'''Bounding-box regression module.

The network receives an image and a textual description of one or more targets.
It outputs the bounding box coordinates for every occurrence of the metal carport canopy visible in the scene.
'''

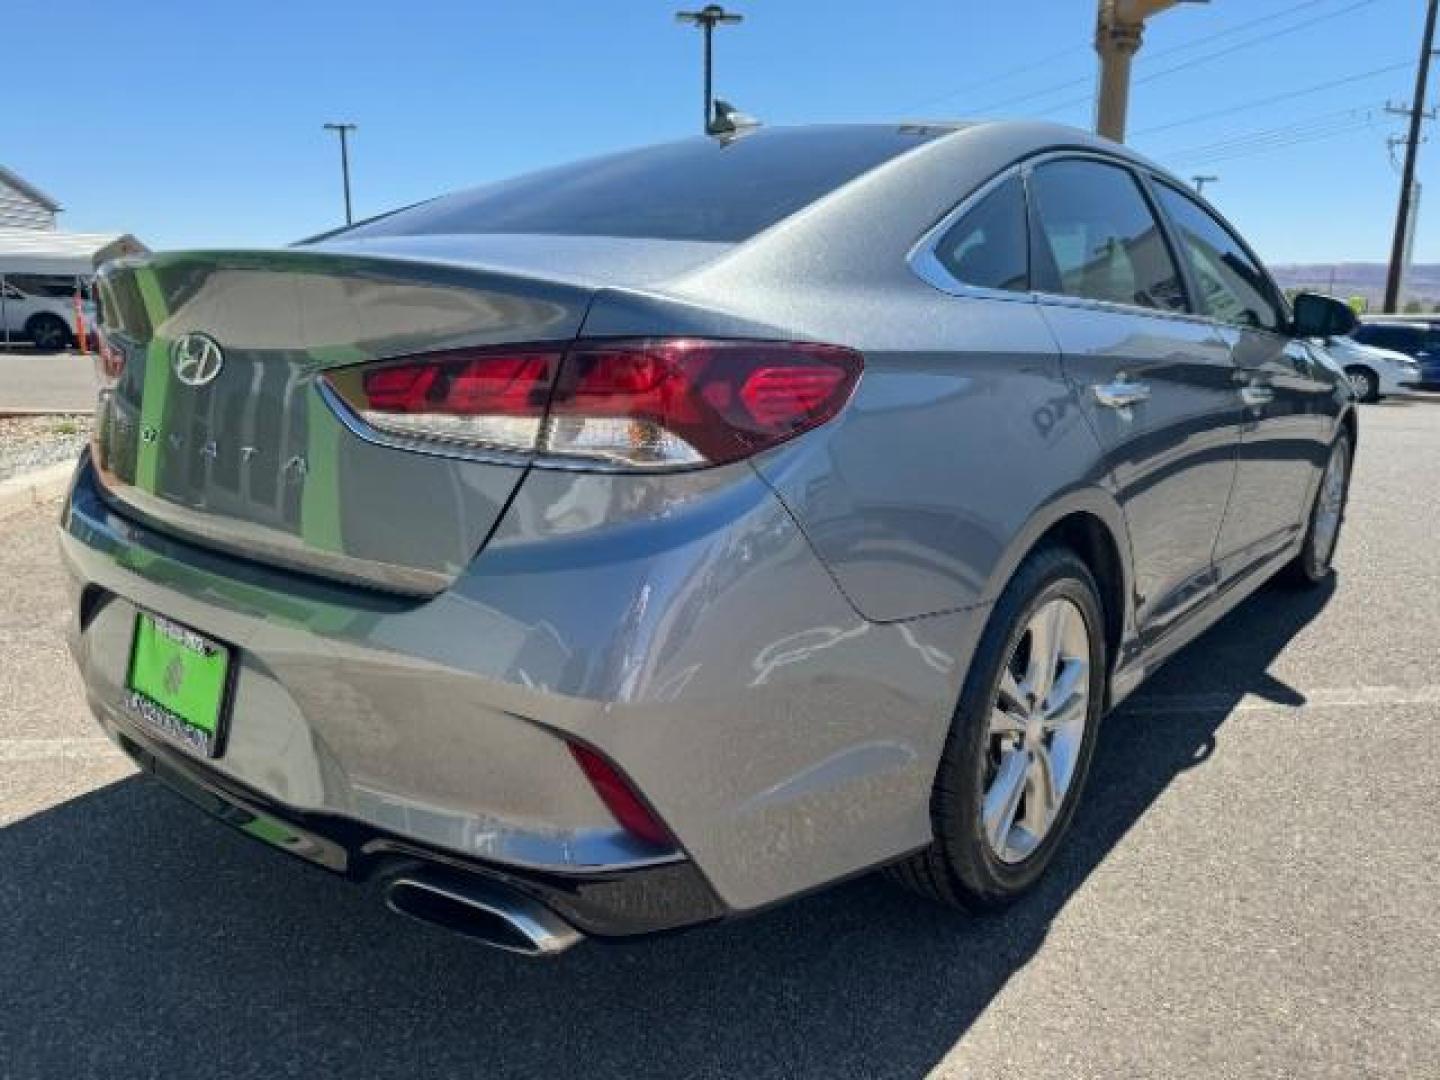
[0,228,148,276]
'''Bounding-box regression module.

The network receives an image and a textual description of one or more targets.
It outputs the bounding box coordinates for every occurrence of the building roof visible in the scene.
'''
[0,228,148,275]
[0,166,62,213]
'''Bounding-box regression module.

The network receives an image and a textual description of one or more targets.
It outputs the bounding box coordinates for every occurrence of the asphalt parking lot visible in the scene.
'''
[3,399,1438,1079]
[0,347,98,414]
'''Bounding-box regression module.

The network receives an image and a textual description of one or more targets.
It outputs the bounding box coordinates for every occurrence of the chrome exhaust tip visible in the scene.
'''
[384,874,583,958]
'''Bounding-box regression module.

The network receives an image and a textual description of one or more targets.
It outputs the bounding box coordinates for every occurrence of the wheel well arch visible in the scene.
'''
[1339,405,1358,448]
[1032,511,1127,673]
[24,311,68,332]
[981,493,1134,692]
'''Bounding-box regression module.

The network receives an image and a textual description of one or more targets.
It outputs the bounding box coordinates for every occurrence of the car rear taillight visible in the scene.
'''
[321,338,862,469]
[324,348,562,453]
[568,743,674,848]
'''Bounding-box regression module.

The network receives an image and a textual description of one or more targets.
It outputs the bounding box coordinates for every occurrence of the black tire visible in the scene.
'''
[1283,430,1352,587]
[1344,366,1379,403]
[26,314,71,352]
[888,545,1106,912]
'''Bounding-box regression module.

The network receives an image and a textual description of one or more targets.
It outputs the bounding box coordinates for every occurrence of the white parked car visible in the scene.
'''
[0,274,95,351]
[1320,335,1420,401]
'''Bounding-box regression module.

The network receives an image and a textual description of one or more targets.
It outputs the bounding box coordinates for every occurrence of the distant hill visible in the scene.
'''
[1268,263,1440,311]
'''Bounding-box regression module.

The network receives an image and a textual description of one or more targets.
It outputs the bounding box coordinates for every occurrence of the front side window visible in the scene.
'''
[933,174,1029,293]
[1153,183,1283,332]
[1028,159,1187,313]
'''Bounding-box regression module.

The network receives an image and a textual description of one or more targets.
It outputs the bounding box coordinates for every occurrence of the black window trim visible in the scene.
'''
[1021,151,1197,322]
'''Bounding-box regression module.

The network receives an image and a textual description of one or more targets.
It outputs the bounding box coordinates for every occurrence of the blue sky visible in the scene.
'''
[3,0,1431,264]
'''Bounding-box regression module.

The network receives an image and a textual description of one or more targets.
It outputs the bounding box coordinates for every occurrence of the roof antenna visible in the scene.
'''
[708,99,761,141]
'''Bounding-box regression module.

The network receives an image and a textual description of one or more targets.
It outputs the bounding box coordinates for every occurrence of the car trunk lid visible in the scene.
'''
[92,248,595,594]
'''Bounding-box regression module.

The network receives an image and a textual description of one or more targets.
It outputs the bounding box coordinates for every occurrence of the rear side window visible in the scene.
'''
[933,175,1029,293]
[1152,183,1283,332]
[1028,160,1187,313]
[328,126,943,244]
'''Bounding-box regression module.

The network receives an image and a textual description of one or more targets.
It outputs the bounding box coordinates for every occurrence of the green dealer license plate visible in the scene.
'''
[125,612,232,758]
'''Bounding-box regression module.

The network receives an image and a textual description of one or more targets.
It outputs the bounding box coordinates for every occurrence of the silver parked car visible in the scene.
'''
[64,122,1356,955]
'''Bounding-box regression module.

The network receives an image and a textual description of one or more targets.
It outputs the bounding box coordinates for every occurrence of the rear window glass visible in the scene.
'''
[326,126,944,244]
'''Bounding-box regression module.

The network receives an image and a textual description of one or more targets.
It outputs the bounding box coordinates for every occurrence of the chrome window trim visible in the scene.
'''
[906,165,1036,304]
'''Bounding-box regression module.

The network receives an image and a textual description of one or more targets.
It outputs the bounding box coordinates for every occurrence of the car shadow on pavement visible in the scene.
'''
[1,578,1334,1079]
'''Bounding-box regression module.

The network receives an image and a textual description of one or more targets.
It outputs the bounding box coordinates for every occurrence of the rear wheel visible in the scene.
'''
[1284,430,1351,586]
[1344,366,1379,403]
[888,546,1105,911]
[26,314,70,352]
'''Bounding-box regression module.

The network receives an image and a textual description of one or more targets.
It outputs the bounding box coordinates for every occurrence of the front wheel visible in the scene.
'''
[888,546,1106,911]
[1344,366,1379,403]
[1285,430,1351,586]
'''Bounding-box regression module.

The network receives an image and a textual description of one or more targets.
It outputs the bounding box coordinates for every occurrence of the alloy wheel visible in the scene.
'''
[983,596,1092,865]
[1346,370,1374,401]
[1311,438,1348,570]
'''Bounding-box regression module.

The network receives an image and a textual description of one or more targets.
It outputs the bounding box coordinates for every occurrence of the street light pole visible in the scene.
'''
[1192,175,1218,196]
[323,122,358,225]
[1094,0,1209,142]
[676,5,744,133]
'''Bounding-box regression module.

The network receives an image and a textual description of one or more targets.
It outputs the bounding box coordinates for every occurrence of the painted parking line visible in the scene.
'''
[0,736,120,763]
[1122,683,1440,717]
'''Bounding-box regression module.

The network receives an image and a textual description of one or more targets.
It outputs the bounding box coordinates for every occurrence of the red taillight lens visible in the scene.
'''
[322,338,862,469]
[547,339,861,467]
[95,332,125,388]
[568,743,674,848]
[327,348,561,451]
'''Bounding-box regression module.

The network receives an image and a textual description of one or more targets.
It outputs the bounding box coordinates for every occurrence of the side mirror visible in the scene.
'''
[1291,292,1357,339]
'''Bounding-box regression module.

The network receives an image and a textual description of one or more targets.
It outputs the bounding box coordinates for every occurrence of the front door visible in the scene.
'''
[1149,181,1327,583]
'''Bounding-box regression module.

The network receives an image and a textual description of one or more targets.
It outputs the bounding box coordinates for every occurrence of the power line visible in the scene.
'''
[1163,103,1386,161]
[898,43,1091,115]
[1166,112,1385,167]
[1129,0,1379,90]
[975,0,1382,118]
[1131,60,1413,138]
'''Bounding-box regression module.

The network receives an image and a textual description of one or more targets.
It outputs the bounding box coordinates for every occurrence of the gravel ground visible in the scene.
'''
[0,415,91,482]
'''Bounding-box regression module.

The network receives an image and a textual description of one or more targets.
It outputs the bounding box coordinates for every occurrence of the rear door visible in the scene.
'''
[1149,181,1329,583]
[1027,156,1240,641]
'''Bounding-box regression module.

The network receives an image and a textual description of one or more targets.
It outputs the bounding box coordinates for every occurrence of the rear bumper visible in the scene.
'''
[60,450,979,915]
[102,710,724,936]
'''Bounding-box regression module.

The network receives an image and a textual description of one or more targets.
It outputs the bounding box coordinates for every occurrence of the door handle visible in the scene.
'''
[1092,379,1151,409]
[1239,384,1274,407]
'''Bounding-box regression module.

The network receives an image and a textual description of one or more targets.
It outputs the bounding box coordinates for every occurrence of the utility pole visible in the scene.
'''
[1094,0,1209,142]
[1384,0,1437,312]
[676,5,743,133]
[1192,174,1218,196]
[323,122,358,225]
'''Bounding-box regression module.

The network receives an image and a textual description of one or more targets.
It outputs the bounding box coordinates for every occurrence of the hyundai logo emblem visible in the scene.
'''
[171,333,225,388]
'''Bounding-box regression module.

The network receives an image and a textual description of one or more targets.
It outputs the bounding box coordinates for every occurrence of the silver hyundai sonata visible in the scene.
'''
[62,121,1356,955]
